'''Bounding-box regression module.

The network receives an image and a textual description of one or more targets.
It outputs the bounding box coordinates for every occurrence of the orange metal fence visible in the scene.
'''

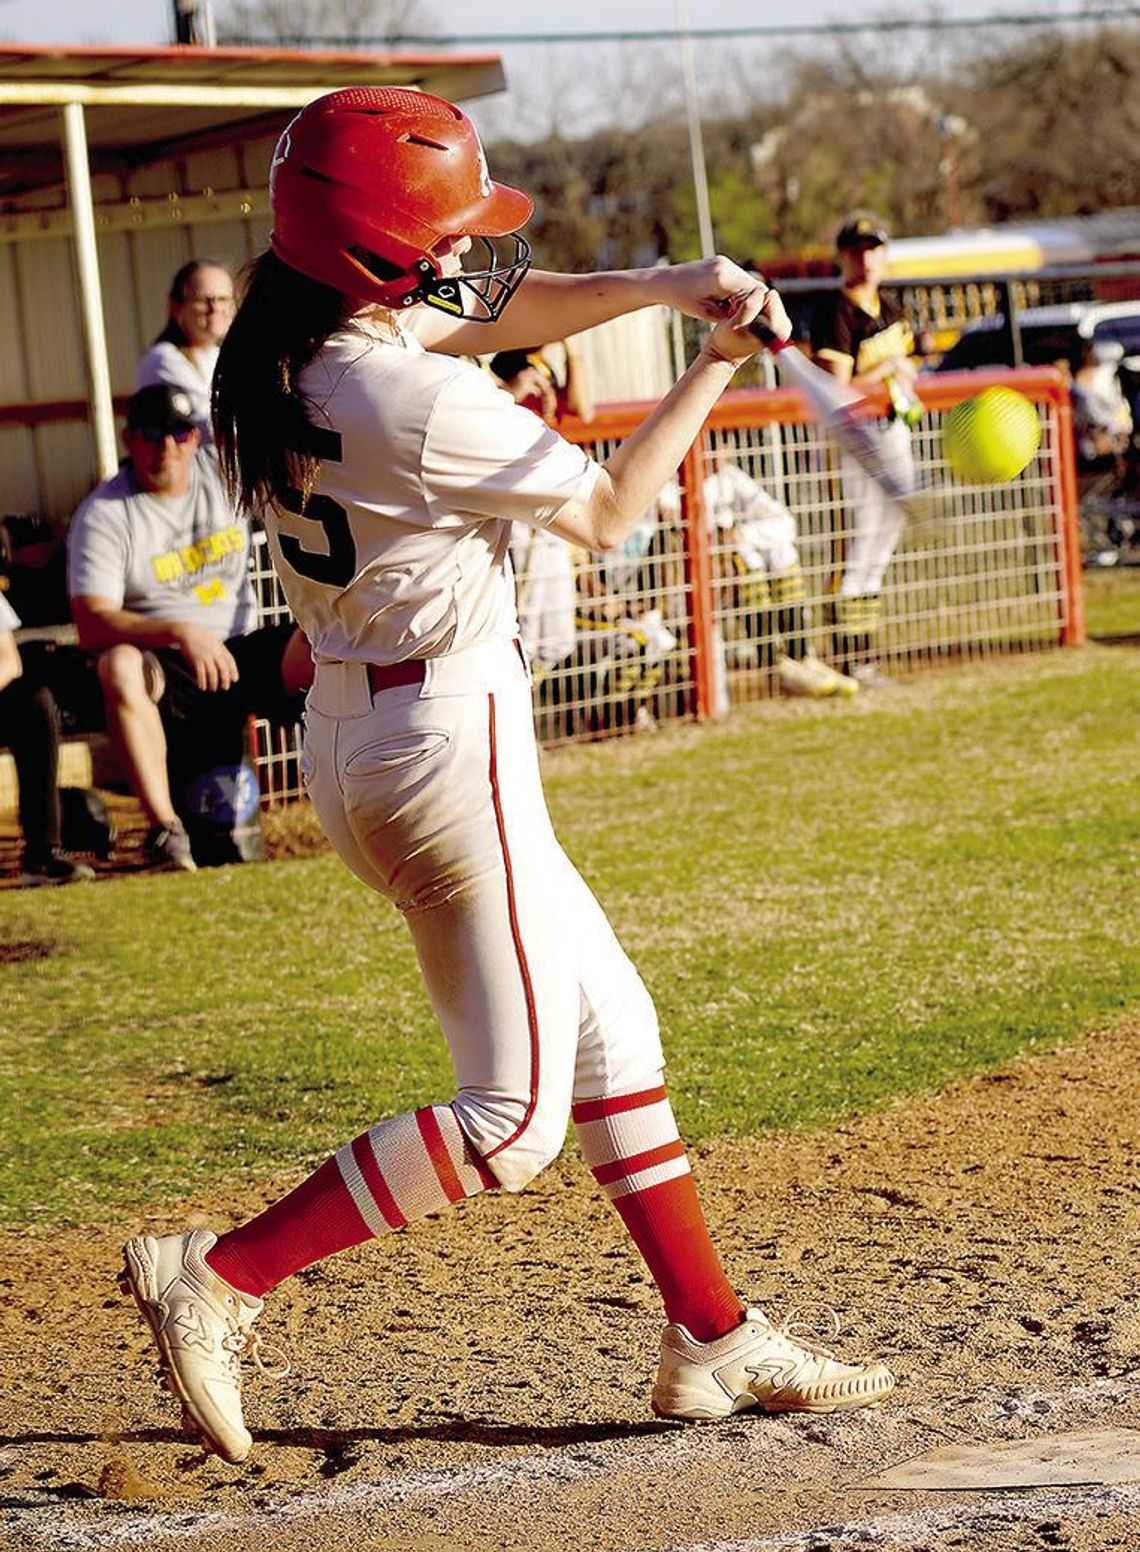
[250,366,1083,804]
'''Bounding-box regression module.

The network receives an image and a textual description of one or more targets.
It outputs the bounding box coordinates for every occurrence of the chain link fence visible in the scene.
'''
[248,366,1081,801]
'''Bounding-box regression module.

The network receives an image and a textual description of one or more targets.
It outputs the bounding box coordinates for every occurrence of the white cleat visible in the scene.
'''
[651,1306,894,1420]
[120,1229,286,1464]
[777,654,860,699]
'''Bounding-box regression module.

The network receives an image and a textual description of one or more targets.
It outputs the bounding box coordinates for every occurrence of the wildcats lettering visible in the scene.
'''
[150,525,246,585]
[855,320,915,377]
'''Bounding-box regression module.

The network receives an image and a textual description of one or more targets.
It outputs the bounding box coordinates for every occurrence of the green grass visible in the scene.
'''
[2,645,1138,1229]
[1084,565,1140,638]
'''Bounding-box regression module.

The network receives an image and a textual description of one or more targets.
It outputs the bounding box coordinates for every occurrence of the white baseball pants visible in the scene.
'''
[302,637,664,1192]
[838,418,914,596]
[734,492,801,577]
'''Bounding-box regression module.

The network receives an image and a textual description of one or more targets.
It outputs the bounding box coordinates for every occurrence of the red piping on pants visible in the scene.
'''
[482,693,542,1163]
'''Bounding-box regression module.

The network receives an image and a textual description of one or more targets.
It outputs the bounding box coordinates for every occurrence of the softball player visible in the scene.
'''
[120,88,894,1464]
[811,214,918,684]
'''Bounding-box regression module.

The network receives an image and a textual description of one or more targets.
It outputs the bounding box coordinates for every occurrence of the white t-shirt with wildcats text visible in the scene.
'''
[262,318,600,666]
[67,452,255,639]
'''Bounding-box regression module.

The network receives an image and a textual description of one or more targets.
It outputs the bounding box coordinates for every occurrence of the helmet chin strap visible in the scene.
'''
[409,234,532,322]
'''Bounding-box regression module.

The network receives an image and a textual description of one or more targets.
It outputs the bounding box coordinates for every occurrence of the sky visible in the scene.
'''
[0,0,1065,56]
[0,0,991,46]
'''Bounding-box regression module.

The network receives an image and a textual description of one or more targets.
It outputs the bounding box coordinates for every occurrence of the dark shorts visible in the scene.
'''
[154,623,305,773]
[154,622,304,730]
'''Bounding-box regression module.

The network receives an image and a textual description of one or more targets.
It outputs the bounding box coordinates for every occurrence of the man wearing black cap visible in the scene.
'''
[810,213,919,685]
[67,386,311,870]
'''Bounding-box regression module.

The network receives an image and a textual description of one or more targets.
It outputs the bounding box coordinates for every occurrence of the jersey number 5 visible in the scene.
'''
[277,425,357,589]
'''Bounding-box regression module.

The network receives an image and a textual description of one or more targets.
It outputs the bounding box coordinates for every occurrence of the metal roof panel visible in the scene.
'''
[0,43,507,197]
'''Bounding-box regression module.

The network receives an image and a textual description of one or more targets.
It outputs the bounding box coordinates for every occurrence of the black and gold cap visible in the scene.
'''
[836,214,888,252]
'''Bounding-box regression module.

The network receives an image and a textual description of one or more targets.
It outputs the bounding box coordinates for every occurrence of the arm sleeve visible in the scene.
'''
[0,594,20,632]
[67,502,128,606]
[420,365,601,531]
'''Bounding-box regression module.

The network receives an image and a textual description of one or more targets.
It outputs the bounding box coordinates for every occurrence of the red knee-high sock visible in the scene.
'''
[205,1104,495,1298]
[572,1086,744,1343]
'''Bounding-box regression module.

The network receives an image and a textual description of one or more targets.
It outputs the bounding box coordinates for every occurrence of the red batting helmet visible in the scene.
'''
[269,86,534,318]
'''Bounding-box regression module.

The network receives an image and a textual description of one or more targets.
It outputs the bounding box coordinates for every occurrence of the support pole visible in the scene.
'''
[677,0,715,262]
[61,101,117,481]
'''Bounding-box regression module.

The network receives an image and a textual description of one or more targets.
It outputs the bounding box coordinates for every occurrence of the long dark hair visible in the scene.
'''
[155,259,230,347]
[213,250,353,514]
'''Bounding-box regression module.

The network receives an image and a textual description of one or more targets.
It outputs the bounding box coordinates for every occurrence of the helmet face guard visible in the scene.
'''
[269,88,534,318]
[406,235,532,322]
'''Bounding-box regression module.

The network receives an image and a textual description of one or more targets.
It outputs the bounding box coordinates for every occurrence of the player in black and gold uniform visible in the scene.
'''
[811,214,919,684]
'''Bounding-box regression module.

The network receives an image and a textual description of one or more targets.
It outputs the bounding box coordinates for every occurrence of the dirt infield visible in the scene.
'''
[2,1017,1138,1552]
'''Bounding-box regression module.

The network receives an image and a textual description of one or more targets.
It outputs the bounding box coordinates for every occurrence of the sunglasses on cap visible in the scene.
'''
[134,425,196,445]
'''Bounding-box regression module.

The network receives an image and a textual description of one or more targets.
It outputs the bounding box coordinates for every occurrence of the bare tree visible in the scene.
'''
[469,39,684,153]
[962,25,1140,220]
[210,5,1140,270]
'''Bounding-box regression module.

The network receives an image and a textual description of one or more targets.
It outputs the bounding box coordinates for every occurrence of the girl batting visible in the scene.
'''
[121,88,893,1463]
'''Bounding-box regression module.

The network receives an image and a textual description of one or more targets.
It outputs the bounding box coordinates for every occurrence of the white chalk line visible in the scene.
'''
[671,1481,1140,1552]
[5,1372,1140,1551]
[3,1446,618,1551]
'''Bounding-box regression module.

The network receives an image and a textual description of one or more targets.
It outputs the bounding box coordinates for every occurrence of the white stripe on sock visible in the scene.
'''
[574,1097,680,1169]
[435,1104,488,1197]
[366,1112,453,1223]
[334,1140,390,1237]
[599,1153,692,1201]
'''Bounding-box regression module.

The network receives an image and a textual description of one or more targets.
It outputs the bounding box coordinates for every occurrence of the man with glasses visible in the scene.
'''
[136,261,235,446]
[67,386,311,871]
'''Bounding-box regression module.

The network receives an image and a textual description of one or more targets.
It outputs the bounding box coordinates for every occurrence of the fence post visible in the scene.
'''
[680,436,717,719]
[1051,381,1086,646]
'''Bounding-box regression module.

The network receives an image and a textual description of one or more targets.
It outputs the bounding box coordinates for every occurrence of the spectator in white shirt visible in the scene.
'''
[135,260,235,445]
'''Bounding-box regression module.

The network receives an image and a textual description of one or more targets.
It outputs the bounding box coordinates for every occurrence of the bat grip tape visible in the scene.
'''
[748,321,788,352]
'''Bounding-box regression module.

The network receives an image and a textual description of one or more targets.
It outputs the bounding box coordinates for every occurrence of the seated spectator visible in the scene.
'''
[511,522,578,684]
[1071,339,1133,468]
[569,583,678,736]
[490,338,593,424]
[0,589,94,886]
[135,260,235,445]
[495,342,590,691]
[496,343,671,734]
[67,385,312,872]
[704,456,858,698]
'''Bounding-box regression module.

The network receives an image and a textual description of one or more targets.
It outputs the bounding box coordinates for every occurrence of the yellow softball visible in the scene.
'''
[943,387,1042,484]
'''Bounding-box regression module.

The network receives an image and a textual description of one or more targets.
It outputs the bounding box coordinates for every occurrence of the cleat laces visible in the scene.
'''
[219,1324,290,1381]
[764,1305,844,1359]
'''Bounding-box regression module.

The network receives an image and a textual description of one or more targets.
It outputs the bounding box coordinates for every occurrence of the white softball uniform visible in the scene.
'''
[838,418,913,597]
[262,318,664,1191]
[703,463,800,575]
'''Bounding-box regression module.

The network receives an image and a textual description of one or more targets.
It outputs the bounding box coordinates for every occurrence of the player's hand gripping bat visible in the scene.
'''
[748,321,936,524]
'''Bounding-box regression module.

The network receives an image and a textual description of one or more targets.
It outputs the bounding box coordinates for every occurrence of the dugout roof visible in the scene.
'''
[0,42,507,199]
[0,42,509,482]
